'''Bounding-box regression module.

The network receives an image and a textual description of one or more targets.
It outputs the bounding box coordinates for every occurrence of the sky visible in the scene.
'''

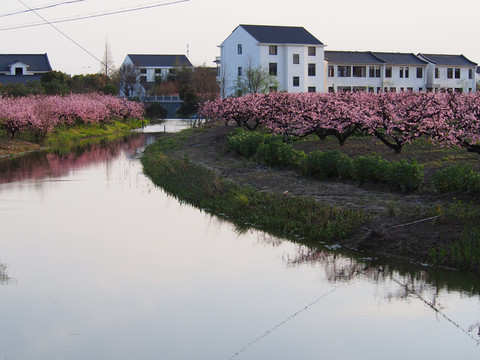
[1,0,480,76]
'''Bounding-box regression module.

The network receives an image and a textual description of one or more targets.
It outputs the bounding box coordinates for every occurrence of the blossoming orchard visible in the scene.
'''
[200,91,480,154]
[0,94,145,139]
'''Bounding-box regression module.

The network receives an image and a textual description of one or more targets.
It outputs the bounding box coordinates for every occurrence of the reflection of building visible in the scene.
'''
[0,54,52,85]
[121,54,192,96]
[219,24,325,96]
[417,54,477,93]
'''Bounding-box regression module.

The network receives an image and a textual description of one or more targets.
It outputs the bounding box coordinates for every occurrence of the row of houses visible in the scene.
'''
[1,24,478,98]
[219,24,478,96]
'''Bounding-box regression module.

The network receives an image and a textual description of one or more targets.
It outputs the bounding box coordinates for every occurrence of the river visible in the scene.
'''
[0,121,479,359]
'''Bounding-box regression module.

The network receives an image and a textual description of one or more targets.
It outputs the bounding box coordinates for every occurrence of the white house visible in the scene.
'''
[219,24,325,96]
[324,51,385,92]
[325,51,428,93]
[121,54,192,96]
[417,54,477,93]
[0,54,52,85]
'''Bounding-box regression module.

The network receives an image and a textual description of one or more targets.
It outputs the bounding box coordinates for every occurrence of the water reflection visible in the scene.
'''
[0,134,147,184]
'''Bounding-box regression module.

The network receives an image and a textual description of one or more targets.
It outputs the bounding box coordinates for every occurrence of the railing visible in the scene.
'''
[128,95,182,102]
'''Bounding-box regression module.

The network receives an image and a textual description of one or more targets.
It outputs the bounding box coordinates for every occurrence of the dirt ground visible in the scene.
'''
[0,138,41,158]
[161,122,480,266]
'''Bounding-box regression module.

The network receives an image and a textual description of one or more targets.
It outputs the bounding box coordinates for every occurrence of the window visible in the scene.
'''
[269,45,278,55]
[308,47,316,56]
[15,67,23,75]
[385,67,392,78]
[308,87,316,93]
[328,65,335,77]
[469,69,473,79]
[435,68,439,78]
[405,67,409,78]
[368,87,374,93]
[293,54,300,64]
[237,44,242,54]
[155,69,162,74]
[399,67,404,78]
[369,66,380,78]
[353,66,366,77]
[455,68,460,79]
[416,67,423,79]
[140,69,147,74]
[308,63,316,76]
[269,63,278,76]
[293,76,300,87]
[338,66,351,77]
[328,87,335,93]
[390,87,396,93]
[447,68,453,79]
[238,66,242,77]
[407,87,413,91]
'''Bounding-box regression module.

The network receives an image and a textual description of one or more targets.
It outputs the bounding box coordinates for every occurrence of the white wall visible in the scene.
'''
[219,26,260,96]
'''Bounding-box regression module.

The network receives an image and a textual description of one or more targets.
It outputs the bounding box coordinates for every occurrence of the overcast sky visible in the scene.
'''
[2,0,479,75]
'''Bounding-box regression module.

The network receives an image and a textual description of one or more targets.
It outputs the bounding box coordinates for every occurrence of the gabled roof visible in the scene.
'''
[0,54,52,72]
[324,51,384,64]
[373,52,428,66]
[239,24,323,45]
[418,54,477,67]
[127,54,192,67]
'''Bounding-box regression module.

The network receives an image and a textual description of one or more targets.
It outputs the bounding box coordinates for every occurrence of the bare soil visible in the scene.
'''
[0,138,41,158]
[162,122,480,266]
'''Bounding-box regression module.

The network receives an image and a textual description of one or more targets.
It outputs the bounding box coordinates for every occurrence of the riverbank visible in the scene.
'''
[141,122,480,272]
[0,119,145,158]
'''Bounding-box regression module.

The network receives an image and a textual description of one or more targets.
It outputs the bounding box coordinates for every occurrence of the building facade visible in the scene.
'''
[0,54,52,85]
[417,54,477,93]
[219,25,325,96]
[121,54,192,96]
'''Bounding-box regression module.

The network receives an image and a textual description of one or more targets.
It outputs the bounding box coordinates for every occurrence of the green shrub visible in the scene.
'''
[226,128,267,158]
[387,160,424,192]
[336,155,354,180]
[353,155,390,184]
[256,140,298,167]
[432,164,480,193]
[302,150,348,180]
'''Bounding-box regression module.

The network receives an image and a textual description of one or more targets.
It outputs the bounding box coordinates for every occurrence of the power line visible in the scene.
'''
[0,0,190,31]
[0,0,85,18]
[16,0,106,69]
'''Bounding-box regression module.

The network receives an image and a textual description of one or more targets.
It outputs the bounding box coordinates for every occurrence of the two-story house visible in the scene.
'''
[0,54,52,85]
[219,24,325,96]
[417,54,477,93]
[325,51,428,93]
[121,54,192,96]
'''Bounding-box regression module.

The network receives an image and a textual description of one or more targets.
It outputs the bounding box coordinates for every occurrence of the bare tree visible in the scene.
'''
[234,60,279,96]
[100,38,115,77]
[113,64,139,97]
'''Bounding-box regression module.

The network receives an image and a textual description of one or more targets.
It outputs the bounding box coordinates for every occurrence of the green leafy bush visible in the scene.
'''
[256,140,299,167]
[353,155,390,184]
[302,150,350,180]
[432,164,480,193]
[226,128,267,158]
[387,160,424,192]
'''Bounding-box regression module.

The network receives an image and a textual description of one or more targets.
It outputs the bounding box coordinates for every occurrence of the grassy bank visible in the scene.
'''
[141,132,368,245]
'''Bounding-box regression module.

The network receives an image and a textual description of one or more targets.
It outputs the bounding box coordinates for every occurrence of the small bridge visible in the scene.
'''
[131,95,184,118]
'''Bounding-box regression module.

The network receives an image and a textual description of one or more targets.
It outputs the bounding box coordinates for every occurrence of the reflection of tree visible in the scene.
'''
[0,133,145,184]
[281,244,480,345]
[0,263,9,285]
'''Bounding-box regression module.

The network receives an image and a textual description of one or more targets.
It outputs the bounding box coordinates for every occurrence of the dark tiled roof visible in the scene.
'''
[239,25,323,45]
[418,54,477,66]
[0,74,44,85]
[0,54,52,72]
[324,51,384,64]
[373,52,428,65]
[127,54,192,67]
